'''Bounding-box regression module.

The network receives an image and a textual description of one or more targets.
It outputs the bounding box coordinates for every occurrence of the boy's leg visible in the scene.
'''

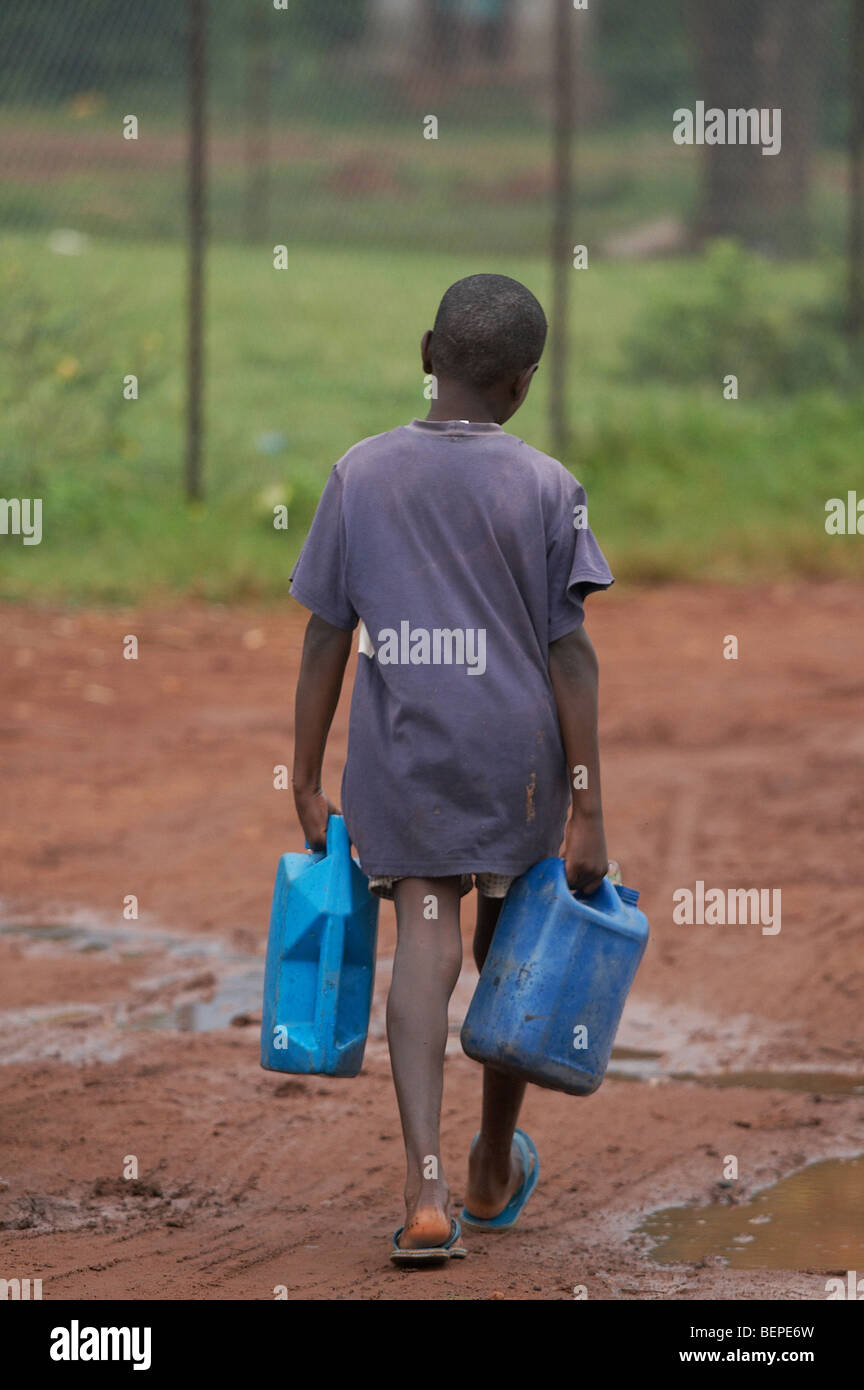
[387,875,463,1249]
[464,892,528,1219]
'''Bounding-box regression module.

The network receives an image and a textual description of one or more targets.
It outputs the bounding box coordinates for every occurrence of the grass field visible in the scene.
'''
[0,108,850,256]
[1,232,862,602]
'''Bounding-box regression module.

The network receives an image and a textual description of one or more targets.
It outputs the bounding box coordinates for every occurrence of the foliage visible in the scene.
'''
[624,240,855,394]
[0,236,860,601]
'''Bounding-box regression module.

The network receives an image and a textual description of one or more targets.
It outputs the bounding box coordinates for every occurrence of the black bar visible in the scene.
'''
[9,1296,859,1370]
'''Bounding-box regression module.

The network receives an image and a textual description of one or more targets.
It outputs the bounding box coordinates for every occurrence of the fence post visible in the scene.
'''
[849,0,864,342]
[186,0,207,501]
[549,0,574,457]
[245,0,271,244]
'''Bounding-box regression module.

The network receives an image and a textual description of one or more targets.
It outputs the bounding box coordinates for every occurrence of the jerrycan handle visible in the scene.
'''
[304,813,350,863]
[575,872,622,906]
[557,860,620,914]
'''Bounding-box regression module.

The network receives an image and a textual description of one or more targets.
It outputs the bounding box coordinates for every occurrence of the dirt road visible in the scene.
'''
[1,584,862,1300]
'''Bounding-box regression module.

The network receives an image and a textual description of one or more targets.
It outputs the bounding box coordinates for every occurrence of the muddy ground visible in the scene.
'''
[1,584,862,1301]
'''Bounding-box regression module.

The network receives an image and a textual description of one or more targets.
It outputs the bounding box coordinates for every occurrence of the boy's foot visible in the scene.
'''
[464,1135,525,1220]
[396,1178,452,1250]
[396,1204,452,1250]
[390,1218,467,1265]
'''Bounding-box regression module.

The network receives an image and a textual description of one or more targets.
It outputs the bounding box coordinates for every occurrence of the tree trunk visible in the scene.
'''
[757,0,829,254]
[689,0,830,254]
[689,1,763,247]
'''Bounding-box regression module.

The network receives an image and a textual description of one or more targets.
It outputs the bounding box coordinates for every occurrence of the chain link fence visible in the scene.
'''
[1,0,852,256]
[0,1,860,594]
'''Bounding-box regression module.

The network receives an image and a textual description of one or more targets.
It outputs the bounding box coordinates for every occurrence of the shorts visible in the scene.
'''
[367,872,515,901]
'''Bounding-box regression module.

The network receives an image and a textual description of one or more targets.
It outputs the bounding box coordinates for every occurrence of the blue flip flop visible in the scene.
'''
[461,1128,540,1231]
[390,1217,467,1265]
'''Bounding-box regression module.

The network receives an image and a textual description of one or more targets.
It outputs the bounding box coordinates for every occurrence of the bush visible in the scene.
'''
[623,240,854,395]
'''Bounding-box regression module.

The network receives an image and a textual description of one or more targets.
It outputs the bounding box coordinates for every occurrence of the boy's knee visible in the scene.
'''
[392,876,463,985]
[439,937,463,988]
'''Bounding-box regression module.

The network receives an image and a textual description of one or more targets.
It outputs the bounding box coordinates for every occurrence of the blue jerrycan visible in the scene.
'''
[260,814,379,1077]
[461,860,648,1096]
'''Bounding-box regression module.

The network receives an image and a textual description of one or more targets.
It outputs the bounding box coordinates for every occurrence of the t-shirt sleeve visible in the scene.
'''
[289,465,358,631]
[546,473,614,642]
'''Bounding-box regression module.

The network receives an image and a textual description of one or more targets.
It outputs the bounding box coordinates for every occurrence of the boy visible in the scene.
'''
[289,274,613,1263]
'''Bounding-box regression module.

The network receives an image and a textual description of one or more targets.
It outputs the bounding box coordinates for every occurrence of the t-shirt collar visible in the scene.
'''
[407,418,504,436]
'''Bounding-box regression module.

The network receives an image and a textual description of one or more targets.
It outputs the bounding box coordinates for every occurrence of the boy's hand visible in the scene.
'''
[293,784,341,853]
[563,809,608,897]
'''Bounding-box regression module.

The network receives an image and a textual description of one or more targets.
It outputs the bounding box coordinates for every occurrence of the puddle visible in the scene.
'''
[1,923,85,943]
[671,1070,864,1096]
[0,920,258,963]
[0,918,266,1060]
[607,1047,664,1081]
[121,969,263,1033]
[3,922,863,1091]
[641,1155,864,1270]
[606,1048,864,1094]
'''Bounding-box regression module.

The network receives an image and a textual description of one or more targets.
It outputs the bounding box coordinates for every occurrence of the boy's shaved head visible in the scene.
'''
[430,274,547,390]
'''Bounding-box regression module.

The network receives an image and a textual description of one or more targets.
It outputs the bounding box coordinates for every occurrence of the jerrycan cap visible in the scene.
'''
[614,884,640,907]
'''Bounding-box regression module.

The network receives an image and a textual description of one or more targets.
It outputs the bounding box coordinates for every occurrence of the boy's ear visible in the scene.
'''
[513,362,539,400]
[420,329,434,374]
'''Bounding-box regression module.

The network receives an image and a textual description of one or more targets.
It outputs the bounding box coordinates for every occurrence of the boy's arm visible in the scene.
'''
[292,613,353,850]
[548,624,608,895]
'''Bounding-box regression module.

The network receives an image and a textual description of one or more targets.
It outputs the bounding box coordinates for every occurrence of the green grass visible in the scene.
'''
[0,233,862,603]
[0,108,850,258]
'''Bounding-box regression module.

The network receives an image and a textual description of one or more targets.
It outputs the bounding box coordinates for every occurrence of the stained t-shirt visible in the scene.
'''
[289,418,613,877]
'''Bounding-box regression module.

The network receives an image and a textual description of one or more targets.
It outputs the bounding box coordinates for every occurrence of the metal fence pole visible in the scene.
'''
[245,0,271,244]
[186,0,207,501]
[549,0,574,457]
[849,0,864,342]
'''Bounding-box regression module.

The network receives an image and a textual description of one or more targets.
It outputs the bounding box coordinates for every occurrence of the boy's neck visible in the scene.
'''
[426,385,505,426]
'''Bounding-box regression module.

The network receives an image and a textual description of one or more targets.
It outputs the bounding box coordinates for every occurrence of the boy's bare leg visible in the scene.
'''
[464,893,528,1218]
[388,875,463,1249]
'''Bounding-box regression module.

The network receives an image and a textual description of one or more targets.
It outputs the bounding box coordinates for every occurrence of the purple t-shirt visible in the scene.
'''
[289,419,613,877]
